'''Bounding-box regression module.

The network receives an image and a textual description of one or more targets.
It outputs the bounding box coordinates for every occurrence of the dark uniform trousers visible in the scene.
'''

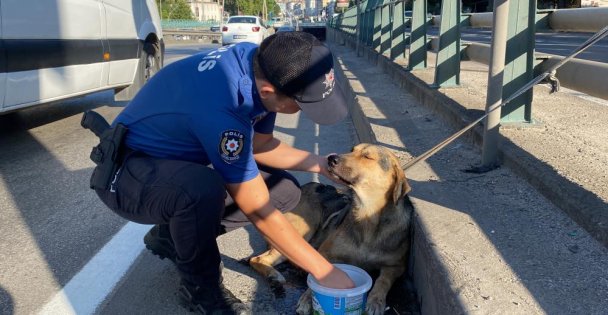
[95,151,301,286]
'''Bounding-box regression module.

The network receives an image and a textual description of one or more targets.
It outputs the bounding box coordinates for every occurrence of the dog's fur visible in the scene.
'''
[249,143,413,315]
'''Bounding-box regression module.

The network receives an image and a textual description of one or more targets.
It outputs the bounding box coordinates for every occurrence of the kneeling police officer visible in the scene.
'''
[88,32,355,314]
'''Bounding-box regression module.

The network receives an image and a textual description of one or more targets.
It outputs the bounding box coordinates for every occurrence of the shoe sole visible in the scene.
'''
[178,285,252,315]
[143,232,176,263]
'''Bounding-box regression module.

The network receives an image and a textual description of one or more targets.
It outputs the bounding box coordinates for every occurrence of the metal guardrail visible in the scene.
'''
[329,2,608,122]
[161,19,218,30]
[163,29,221,43]
[433,7,608,33]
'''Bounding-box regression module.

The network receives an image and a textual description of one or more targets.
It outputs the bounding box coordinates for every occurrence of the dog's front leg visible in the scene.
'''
[366,265,405,315]
[295,288,313,315]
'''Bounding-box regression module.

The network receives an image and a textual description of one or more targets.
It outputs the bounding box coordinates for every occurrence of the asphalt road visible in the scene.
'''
[428,27,608,63]
[0,43,357,315]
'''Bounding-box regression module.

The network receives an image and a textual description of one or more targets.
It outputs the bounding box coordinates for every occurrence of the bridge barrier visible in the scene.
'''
[536,55,608,100]
[161,19,217,30]
[163,29,221,44]
[433,7,608,32]
[441,40,608,101]
[330,3,608,116]
[330,0,539,124]
[549,7,608,32]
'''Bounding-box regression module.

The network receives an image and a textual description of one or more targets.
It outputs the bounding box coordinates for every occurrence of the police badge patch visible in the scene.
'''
[219,129,244,163]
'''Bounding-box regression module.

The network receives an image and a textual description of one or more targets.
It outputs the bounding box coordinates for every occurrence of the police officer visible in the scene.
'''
[94,32,354,314]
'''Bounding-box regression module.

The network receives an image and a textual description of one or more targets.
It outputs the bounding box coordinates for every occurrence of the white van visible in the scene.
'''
[0,0,164,114]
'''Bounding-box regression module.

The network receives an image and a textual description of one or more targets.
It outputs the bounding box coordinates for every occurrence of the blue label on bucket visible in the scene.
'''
[312,291,367,315]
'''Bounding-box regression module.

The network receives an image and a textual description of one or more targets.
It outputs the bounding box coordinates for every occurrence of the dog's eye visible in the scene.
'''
[363,153,374,160]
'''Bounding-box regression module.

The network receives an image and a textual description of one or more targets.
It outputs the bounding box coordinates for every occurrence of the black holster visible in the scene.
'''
[81,110,128,190]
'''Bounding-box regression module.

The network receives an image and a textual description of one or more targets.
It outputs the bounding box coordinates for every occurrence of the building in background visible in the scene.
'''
[581,0,608,6]
[326,0,336,15]
[187,0,222,22]
[305,0,316,17]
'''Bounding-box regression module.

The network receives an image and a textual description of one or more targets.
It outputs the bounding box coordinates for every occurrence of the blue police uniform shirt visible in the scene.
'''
[113,43,276,184]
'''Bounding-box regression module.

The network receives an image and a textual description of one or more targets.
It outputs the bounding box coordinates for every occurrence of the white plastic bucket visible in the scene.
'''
[306,264,373,315]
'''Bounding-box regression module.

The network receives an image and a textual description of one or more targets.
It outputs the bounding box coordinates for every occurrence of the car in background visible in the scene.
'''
[270,17,285,30]
[276,25,296,32]
[221,15,269,46]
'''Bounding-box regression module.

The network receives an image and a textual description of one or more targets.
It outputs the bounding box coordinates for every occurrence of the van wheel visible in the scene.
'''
[114,40,163,101]
[143,42,161,82]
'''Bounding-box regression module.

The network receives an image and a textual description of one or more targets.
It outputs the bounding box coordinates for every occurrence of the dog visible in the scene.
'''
[249,143,414,315]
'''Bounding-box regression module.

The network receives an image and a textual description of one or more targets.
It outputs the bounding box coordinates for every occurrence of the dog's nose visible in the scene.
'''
[328,154,340,167]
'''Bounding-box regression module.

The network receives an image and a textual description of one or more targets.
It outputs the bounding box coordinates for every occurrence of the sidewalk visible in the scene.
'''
[328,30,608,314]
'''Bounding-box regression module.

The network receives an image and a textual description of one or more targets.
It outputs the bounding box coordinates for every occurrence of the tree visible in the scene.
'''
[157,0,194,20]
[224,0,280,18]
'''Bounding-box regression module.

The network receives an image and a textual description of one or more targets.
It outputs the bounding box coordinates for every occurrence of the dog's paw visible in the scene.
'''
[365,295,387,315]
[295,289,313,315]
[268,270,286,284]
[268,272,286,298]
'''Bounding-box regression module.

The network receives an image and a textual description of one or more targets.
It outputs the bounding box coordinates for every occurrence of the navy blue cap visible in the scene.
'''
[257,32,348,125]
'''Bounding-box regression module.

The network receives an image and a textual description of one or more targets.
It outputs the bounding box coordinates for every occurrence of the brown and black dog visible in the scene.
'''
[249,143,414,315]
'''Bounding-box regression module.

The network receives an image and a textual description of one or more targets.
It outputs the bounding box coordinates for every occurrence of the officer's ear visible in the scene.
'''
[258,80,278,100]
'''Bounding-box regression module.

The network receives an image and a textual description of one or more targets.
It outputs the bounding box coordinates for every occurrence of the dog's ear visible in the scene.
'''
[392,168,411,205]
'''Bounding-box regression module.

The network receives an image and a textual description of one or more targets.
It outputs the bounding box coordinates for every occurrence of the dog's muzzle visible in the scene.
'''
[327,154,340,167]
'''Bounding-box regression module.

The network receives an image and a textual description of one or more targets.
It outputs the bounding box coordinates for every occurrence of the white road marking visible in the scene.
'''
[38,222,150,315]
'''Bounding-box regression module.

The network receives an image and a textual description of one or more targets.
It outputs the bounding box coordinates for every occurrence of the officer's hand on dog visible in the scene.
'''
[319,154,348,186]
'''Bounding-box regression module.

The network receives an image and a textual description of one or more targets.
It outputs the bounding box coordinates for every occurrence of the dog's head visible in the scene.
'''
[327,143,411,206]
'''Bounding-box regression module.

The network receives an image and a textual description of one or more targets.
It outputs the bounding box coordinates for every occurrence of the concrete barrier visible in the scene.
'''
[434,8,608,32]
[463,42,608,101]
[549,7,608,32]
[469,12,493,28]
[163,29,221,44]
[538,55,608,100]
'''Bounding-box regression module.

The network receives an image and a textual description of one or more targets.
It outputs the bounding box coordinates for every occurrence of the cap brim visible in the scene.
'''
[296,83,349,125]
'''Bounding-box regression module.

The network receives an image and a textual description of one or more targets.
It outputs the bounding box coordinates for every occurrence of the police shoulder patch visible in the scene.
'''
[219,129,245,163]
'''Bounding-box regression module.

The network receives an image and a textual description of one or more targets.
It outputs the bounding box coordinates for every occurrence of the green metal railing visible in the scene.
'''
[161,19,218,30]
[328,0,537,123]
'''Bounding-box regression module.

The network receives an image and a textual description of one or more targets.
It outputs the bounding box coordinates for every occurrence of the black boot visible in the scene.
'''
[179,279,251,315]
[143,224,177,263]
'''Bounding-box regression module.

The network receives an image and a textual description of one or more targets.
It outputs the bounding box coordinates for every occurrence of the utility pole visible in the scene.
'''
[263,0,268,21]
[221,0,225,24]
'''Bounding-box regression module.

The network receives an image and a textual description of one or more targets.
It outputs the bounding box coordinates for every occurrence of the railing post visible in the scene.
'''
[373,0,383,52]
[391,0,407,61]
[481,0,510,168]
[356,0,361,56]
[433,0,461,87]
[366,0,377,47]
[408,0,428,69]
[362,6,369,46]
[501,0,536,123]
[381,1,392,56]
